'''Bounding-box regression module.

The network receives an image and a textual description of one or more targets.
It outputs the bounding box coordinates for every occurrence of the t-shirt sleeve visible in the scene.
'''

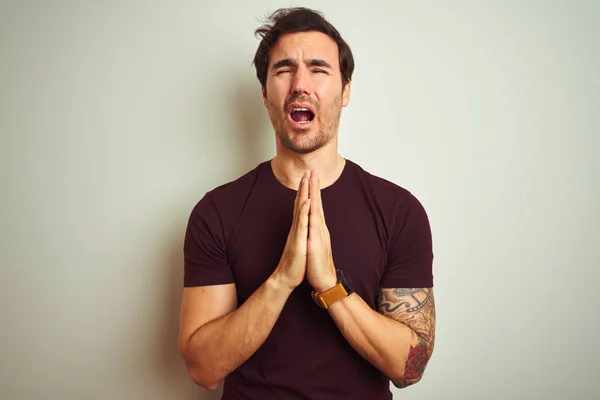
[183,193,234,287]
[380,193,434,289]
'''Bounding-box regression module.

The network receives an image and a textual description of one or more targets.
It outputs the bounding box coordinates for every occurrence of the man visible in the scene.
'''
[178,7,436,400]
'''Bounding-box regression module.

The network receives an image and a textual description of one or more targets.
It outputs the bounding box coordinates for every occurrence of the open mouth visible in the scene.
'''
[288,105,315,124]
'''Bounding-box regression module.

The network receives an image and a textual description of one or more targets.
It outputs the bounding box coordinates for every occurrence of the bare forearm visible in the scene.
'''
[184,276,292,389]
[327,294,426,385]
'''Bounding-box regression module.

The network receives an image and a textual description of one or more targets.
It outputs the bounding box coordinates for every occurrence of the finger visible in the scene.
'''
[297,171,309,211]
[294,171,307,207]
[316,175,325,222]
[300,170,309,203]
[309,169,318,202]
[310,173,325,225]
[297,198,310,238]
[307,171,322,228]
[293,172,308,225]
[309,196,319,230]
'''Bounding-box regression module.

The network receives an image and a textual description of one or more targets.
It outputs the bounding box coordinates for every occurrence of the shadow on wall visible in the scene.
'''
[161,73,269,399]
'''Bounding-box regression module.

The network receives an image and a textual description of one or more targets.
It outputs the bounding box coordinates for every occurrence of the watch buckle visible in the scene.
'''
[311,290,328,309]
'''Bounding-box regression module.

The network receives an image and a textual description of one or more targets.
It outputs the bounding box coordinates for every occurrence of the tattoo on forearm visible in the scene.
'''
[376,287,436,386]
[394,337,428,388]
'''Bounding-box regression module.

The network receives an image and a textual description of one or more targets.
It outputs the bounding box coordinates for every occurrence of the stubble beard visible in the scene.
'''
[268,95,343,155]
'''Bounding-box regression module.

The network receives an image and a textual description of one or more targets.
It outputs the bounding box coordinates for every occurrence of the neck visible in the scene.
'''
[271,137,345,191]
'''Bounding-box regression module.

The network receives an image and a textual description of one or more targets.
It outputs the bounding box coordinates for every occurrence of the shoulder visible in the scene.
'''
[352,161,434,287]
[206,162,266,204]
[347,159,427,216]
[190,161,267,219]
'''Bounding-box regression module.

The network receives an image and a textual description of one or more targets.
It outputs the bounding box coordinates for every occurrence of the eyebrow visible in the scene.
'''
[271,58,333,70]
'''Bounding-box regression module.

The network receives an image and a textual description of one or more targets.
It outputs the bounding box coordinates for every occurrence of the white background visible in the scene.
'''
[1,1,599,399]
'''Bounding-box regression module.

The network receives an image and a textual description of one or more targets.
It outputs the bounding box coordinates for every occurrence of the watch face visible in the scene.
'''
[336,269,355,294]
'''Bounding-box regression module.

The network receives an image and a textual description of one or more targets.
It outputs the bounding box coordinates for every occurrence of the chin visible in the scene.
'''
[289,145,321,154]
[284,134,330,154]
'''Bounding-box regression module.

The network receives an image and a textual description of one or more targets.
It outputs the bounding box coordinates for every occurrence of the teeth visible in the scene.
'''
[292,107,310,112]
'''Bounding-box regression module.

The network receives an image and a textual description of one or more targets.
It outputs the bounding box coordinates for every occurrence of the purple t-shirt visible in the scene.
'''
[183,159,434,400]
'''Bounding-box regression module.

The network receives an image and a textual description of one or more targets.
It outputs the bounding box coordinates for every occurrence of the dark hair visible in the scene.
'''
[252,7,355,92]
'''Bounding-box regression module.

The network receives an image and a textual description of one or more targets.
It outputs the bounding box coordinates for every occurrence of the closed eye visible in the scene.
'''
[276,69,292,75]
[312,69,327,74]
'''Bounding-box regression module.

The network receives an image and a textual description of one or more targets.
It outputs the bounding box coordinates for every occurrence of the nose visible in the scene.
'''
[291,67,310,96]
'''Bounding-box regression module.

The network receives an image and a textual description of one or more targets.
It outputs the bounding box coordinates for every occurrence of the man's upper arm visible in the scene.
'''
[377,191,436,349]
[376,288,436,351]
[178,284,238,355]
[180,192,237,353]
[376,287,436,386]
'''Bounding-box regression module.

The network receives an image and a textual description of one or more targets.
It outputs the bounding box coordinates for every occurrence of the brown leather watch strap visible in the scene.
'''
[311,283,349,309]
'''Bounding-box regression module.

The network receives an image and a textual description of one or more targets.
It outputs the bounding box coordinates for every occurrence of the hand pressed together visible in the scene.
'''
[272,170,338,293]
[305,170,337,292]
[272,171,310,290]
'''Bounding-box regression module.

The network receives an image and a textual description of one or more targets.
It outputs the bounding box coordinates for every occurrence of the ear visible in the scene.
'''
[262,86,268,108]
[342,80,351,107]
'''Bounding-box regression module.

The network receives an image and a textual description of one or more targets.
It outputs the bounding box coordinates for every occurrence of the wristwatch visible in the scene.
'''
[311,269,355,309]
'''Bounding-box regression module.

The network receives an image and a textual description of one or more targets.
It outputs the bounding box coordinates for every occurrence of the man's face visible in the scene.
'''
[263,31,351,154]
